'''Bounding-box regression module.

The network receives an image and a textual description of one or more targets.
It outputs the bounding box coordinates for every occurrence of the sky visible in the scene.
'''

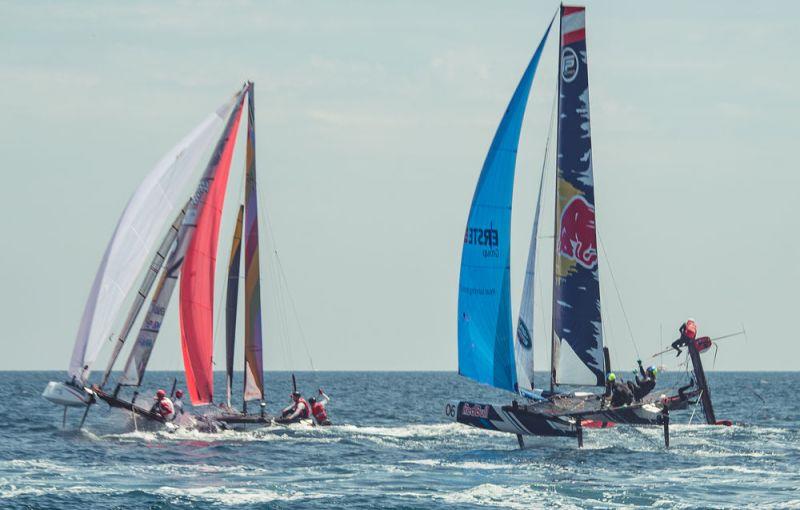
[0,1,797,374]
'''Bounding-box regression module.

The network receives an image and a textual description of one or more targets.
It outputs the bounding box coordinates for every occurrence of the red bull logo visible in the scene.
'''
[558,195,598,269]
[461,403,490,419]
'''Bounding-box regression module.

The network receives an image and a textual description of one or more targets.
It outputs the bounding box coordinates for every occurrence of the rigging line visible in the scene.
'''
[688,389,703,426]
[536,85,558,374]
[597,234,640,359]
[264,215,317,372]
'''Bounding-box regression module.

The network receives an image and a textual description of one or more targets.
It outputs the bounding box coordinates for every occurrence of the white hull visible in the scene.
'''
[42,381,93,407]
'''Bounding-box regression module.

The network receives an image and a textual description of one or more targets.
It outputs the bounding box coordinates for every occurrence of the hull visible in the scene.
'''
[445,400,577,437]
[94,389,166,423]
[42,381,93,407]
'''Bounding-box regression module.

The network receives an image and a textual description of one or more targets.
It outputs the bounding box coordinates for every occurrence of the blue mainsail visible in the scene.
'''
[458,20,553,392]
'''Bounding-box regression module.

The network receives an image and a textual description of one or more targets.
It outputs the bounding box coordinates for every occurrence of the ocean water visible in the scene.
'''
[1,371,799,509]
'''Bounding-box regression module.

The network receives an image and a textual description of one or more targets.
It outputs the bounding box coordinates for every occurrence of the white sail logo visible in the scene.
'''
[561,47,579,83]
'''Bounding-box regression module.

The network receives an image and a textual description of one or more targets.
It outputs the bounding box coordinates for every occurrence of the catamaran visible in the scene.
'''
[447,5,728,448]
[43,82,279,429]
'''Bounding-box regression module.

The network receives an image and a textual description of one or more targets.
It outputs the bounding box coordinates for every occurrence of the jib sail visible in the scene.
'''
[551,5,605,387]
[457,19,553,393]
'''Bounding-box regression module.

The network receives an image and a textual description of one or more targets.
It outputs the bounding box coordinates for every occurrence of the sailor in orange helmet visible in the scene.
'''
[671,318,697,357]
[150,389,175,421]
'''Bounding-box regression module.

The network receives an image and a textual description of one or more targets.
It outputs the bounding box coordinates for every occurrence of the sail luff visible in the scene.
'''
[225,206,244,408]
[243,82,265,403]
[69,97,236,384]
[552,5,606,387]
[119,88,247,388]
[179,92,247,406]
[457,20,553,393]
[100,203,188,388]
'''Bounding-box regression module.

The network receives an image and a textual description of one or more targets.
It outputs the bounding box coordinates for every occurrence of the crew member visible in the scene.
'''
[150,389,175,421]
[173,390,185,416]
[671,318,697,357]
[309,389,332,426]
[628,360,657,401]
[278,392,310,424]
[608,373,633,407]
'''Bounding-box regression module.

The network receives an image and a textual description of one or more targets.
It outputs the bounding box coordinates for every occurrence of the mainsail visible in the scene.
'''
[69,96,236,384]
[179,93,246,405]
[119,89,247,388]
[225,206,244,407]
[457,20,553,393]
[242,83,265,403]
[551,5,605,387]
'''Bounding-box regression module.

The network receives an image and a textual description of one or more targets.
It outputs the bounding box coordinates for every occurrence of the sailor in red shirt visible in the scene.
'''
[309,389,332,426]
[671,318,697,357]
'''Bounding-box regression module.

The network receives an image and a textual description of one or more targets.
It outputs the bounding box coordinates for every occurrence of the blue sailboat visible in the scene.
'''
[448,6,718,448]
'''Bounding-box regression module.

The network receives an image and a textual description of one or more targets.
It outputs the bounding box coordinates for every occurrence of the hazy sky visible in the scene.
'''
[1,1,797,374]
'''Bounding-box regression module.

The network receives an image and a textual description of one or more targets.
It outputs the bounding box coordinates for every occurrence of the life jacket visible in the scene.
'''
[295,398,310,419]
[683,320,697,340]
[693,336,712,353]
[311,402,327,422]
[158,397,174,419]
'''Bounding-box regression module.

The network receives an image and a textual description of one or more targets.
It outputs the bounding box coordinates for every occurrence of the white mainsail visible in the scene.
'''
[68,95,238,383]
[514,167,546,392]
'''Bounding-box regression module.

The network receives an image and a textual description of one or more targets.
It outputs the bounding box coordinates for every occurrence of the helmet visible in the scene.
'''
[646,366,657,377]
[607,373,616,382]
[175,390,184,398]
[156,389,166,399]
[291,392,301,400]
[308,397,317,405]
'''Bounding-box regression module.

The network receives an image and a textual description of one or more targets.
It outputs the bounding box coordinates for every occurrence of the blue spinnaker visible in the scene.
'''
[457,20,553,393]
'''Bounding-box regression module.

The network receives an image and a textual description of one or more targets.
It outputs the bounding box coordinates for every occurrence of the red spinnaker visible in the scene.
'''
[179,101,244,405]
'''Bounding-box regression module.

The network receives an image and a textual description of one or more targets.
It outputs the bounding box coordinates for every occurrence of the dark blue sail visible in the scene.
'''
[458,20,553,392]
[552,5,605,387]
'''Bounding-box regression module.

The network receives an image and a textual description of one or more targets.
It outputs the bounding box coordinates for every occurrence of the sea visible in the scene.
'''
[1,371,798,509]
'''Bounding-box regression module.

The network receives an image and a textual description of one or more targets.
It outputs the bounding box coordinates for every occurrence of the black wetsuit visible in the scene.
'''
[672,324,692,356]
[610,381,634,407]
[629,363,656,401]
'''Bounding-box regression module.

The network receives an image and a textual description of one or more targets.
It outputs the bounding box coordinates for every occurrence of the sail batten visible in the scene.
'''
[457,20,553,393]
[552,5,605,387]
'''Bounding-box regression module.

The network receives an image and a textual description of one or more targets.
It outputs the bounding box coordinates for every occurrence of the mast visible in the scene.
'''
[242,81,265,409]
[225,206,244,408]
[118,87,247,389]
[100,203,188,388]
[550,6,564,393]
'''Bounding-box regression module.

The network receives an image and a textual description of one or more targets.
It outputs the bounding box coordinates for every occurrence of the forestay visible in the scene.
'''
[69,95,237,384]
[457,20,553,393]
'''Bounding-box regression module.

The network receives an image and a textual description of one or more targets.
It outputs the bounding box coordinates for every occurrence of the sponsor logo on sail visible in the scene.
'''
[516,321,532,349]
[464,226,500,258]
[561,47,579,83]
[558,195,598,269]
[461,403,490,419]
